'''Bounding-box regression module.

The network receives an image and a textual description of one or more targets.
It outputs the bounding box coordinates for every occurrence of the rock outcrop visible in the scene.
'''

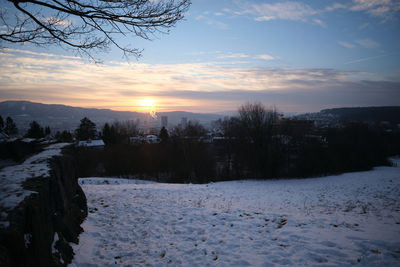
[0,144,87,267]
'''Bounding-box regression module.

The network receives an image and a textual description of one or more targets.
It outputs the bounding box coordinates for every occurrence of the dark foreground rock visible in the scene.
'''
[0,147,87,267]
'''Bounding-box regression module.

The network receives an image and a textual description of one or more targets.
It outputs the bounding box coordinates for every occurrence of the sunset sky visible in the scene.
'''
[1,0,399,113]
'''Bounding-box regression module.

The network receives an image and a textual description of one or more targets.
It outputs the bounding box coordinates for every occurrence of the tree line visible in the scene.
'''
[73,103,400,183]
[0,115,52,139]
[0,116,18,136]
[2,104,398,182]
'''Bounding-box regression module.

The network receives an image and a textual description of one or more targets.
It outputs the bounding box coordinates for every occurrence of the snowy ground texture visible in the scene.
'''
[71,159,400,266]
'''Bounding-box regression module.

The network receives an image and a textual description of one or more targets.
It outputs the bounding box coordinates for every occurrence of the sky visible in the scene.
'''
[0,0,400,114]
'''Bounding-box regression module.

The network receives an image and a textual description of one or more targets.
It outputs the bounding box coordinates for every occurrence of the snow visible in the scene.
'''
[52,232,60,254]
[24,233,32,248]
[52,232,65,264]
[71,159,400,266]
[77,140,104,147]
[21,138,36,143]
[0,143,71,228]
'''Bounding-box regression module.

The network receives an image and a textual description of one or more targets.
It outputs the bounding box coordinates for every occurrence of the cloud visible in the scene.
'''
[344,54,390,65]
[234,1,325,27]
[325,1,400,20]
[195,14,228,29]
[254,54,275,61]
[325,3,347,12]
[312,18,326,28]
[338,41,356,49]
[237,1,317,22]
[0,49,398,113]
[127,80,400,112]
[337,39,379,49]
[217,52,276,62]
[359,22,370,29]
[235,0,400,24]
[1,48,79,59]
[350,0,400,18]
[355,38,380,49]
[218,53,249,59]
[41,17,72,27]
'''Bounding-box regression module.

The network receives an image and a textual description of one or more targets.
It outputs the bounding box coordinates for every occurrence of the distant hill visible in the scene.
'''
[0,101,224,133]
[0,101,144,133]
[321,106,400,124]
[294,106,400,128]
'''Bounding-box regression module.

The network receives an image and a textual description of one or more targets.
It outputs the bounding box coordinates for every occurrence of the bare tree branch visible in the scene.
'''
[0,0,191,61]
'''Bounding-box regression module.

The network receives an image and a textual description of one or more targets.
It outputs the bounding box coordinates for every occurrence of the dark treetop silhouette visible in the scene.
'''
[0,0,190,60]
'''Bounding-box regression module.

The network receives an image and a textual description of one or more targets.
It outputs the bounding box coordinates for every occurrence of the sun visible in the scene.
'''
[138,98,157,118]
[138,98,155,107]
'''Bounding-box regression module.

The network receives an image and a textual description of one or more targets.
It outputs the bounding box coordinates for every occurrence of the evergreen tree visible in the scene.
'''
[25,121,45,138]
[75,117,97,140]
[102,121,138,144]
[159,126,169,143]
[5,117,18,136]
[102,123,112,144]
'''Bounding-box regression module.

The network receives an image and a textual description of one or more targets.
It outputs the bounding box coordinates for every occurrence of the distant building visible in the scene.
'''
[77,139,105,150]
[161,116,168,128]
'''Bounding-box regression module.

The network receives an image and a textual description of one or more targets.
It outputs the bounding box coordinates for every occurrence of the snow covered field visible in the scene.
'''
[71,159,400,266]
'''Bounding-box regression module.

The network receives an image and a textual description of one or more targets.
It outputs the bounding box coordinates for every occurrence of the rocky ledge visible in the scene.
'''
[0,143,87,267]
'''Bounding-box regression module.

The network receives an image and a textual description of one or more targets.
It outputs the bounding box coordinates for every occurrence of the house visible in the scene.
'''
[77,139,105,150]
[144,135,160,144]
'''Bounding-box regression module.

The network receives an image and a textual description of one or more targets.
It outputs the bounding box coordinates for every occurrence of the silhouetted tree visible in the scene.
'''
[44,126,51,136]
[237,102,279,144]
[75,117,97,140]
[234,103,280,177]
[55,130,73,142]
[102,120,138,144]
[170,125,184,139]
[1,0,191,60]
[4,116,18,136]
[102,123,112,145]
[115,120,138,139]
[184,121,206,138]
[0,115,4,132]
[159,126,169,143]
[212,117,241,178]
[25,121,45,138]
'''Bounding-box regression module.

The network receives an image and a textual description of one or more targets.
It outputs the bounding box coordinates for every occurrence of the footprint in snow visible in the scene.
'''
[277,217,287,229]
[160,251,166,258]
